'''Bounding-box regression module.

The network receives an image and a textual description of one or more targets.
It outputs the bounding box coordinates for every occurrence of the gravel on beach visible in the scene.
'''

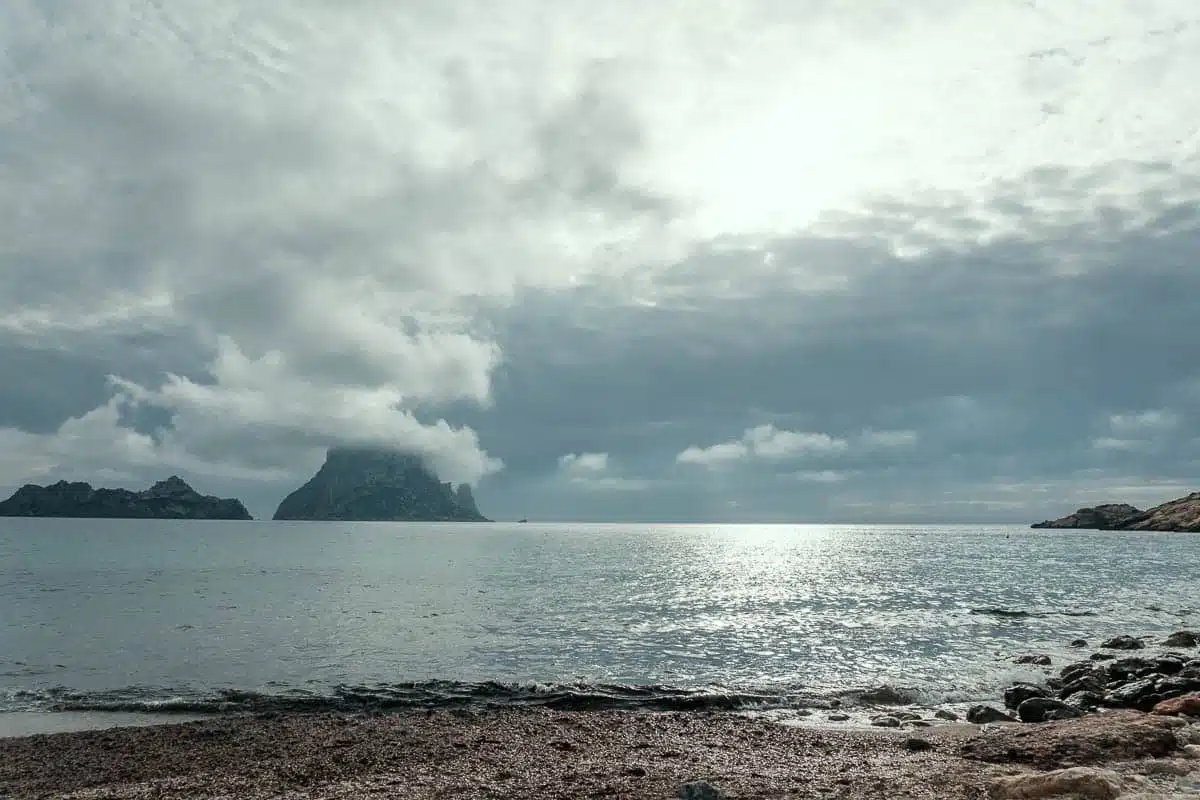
[1,708,1198,799]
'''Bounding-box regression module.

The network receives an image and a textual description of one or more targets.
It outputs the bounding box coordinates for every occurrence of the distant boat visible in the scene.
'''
[517,518,528,523]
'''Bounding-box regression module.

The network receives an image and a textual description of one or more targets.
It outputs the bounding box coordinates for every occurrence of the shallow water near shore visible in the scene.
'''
[2,520,1197,732]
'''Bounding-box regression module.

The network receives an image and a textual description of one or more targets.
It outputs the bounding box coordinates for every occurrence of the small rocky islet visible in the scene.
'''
[0,447,491,522]
[0,476,251,520]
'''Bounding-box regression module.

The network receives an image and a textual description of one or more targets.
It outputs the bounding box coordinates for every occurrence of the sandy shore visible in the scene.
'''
[1,709,1198,799]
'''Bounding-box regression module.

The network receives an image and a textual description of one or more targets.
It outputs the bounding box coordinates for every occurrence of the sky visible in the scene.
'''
[0,0,1198,522]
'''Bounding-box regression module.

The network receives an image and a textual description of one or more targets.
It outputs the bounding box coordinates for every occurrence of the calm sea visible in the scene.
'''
[2,520,1197,730]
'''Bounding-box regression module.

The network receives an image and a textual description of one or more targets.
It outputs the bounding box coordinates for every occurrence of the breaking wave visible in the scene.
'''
[5,680,940,716]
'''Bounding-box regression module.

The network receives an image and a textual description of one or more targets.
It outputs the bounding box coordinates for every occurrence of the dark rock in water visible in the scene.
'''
[1100,635,1145,650]
[854,685,917,705]
[1156,674,1200,698]
[273,447,489,522]
[1031,503,1143,530]
[1090,653,1115,661]
[1105,678,1160,710]
[871,715,901,728]
[970,608,1039,618]
[1014,654,1052,666]
[1003,683,1050,710]
[1069,639,1089,648]
[934,709,961,721]
[1163,631,1198,648]
[0,476,252,520]
[903,737,933,751]
[967,705,1016,724]
[1063,691,1103,711]
[1017,697,1084,723]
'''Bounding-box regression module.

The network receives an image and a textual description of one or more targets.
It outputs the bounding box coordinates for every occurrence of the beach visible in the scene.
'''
[2,708,1198,799]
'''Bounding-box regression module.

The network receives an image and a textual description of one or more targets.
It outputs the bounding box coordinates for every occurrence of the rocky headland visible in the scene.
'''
[1033,491,1200,532]
[0,476,252,520]
[273,447,489,522]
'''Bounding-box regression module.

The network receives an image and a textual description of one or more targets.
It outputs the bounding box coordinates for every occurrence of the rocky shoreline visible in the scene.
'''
[1,705,1197,799]
[2,632,1198,799]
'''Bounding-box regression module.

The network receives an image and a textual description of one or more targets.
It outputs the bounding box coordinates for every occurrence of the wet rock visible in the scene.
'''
[855,685,917,705]
[1156,674,1200,697]
[1100,635,1144,650]
[988,767,1122,800]
[967,705,1016,724]
[903,737,932,751]
[1014,654,1052,666]
[1064,691,1104,711]
[907,720,933,728]
[826,713,850,722]
[1069,638,1089,648]
[1090,653,1115,661]
[1058,675,1105,699]
[1017,697,1084,723]
[1164,630,1199,648]
[1152,692,1200,716]
[679,781,723,800]
[1105,677,1161,710]
[1060,662,1099,683]
[870,716,901,728]
[1003,683,1050,710]
[1107,656,1161,681]
[934,709,961,721]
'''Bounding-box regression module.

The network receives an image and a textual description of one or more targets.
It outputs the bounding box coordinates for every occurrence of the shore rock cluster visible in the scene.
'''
[969,631,1200,726]
[1033,492,1200,532]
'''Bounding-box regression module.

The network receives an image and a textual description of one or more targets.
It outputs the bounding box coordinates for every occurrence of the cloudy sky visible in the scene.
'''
[1,1,1198,522]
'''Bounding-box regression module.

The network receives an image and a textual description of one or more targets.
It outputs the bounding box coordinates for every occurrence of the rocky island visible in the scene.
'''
[0,476,252,520]
[1033,491,1200,532]
[272,447,489,522]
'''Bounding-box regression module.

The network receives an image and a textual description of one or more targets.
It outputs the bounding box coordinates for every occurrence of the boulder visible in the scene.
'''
[1164,631,1198,648]
[987,767,1123,800]
[871,715,901,728]
[1152,692,1200,716]
[1104,678,1161,710]
[1013,654,1052,666]
[934,709,960,721]
[1063,691,1103,711]
[1069,638,1089,648]
[967,705,1016,724]
[1099,635,1144,650]
[1016,697,1085,723]
[1003,683,1050,710]
[1058,675,1105,699]
[1060,662,1100,683]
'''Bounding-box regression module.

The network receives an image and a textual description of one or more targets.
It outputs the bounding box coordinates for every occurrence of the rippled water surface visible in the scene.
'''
[1,520,1196,714]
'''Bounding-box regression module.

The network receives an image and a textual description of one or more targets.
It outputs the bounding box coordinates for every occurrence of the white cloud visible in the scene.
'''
[744,425,849,458]
[558,452,610,476]
[1108,410,1179,435]
[676,441,750,467]
[677,425,909,468]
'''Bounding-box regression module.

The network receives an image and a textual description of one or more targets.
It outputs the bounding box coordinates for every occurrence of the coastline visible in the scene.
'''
[1,707,1197,799]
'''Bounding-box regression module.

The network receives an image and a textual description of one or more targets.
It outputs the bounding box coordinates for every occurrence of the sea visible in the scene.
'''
[1,520,1197,736]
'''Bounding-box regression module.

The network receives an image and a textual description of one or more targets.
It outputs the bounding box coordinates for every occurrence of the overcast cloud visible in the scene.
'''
[1,1,1197,521]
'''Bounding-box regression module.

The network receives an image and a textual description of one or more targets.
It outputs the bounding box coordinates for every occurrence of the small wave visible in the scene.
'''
[968,608,1097,619]
[6,680,949,716]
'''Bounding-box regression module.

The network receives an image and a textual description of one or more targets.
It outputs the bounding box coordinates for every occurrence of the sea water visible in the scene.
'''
[2,520,1196,732]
